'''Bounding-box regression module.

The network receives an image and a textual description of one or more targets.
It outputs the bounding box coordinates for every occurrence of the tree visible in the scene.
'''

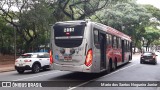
[0,0,56,53]
[142,26,160,51]
[0,16,14,54]
[56,0,111,20]
[91,1,151,53]
[143,5,160,50]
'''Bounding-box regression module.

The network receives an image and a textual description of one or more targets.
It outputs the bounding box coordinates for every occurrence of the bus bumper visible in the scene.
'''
[52,63,93,73]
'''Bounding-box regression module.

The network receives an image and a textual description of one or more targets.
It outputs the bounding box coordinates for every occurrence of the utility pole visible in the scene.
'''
[13,20,18,60]
[13,20,17,60]
[84,0,87,18]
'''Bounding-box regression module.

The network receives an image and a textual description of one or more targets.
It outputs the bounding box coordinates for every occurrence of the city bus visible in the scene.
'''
[50,20,132,73]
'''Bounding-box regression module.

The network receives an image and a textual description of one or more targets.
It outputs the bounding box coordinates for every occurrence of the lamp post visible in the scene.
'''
[14,26,16,60]
[13,20,18,60]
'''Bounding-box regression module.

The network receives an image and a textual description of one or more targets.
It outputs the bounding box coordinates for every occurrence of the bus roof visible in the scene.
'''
[92,22,131,41]
[54,20,86,26]
[54,20,131,41]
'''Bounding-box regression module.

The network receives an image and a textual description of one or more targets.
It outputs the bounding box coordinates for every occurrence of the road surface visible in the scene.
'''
[0,53,160,90]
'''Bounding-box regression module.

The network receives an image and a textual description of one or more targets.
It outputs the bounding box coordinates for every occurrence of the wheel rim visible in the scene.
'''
[34,64,40,73]
[155,60,157,64]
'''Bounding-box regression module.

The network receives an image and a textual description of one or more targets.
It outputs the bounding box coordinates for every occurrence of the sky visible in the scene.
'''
[136,0,160,9]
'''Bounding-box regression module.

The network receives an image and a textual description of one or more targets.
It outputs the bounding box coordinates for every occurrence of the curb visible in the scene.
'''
[0,67,15,73]
[0,65,15,73]
[0,69,15,73]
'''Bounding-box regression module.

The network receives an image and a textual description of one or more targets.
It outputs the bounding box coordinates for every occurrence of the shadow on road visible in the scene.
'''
[13,69,51,75]
[48,62,132,81]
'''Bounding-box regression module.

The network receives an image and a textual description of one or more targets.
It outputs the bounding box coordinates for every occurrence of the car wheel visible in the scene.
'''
[17,70,24,74]
[154,60,157,65]
[140,60,143,64]
[43,67,47,71]
[32,64,40,73]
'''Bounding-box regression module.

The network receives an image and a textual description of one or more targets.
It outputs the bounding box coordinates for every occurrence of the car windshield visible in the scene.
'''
[38,53,49,58]
[19,53,49,58]
[19,54,37,58]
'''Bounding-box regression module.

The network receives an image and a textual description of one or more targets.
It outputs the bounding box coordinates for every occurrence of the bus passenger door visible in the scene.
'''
[121,40,124,62]
[130,42,132,60]
[99,33,106,70]
[93,29,107,71]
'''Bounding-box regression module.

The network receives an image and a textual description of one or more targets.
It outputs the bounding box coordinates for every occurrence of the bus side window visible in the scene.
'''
[109,34,112,46]
[128,41,130,51]
[94,30,100,49]
[113,36,117,49]
[124,40,127,51]
[116,37,118,48]
[119,38,121,48]
[106,34,109,45]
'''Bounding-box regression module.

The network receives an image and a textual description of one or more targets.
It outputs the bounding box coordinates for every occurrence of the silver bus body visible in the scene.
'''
[50,20,132,73]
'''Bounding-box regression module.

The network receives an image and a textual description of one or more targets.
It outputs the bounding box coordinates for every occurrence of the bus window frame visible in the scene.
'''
[93,28,100,49]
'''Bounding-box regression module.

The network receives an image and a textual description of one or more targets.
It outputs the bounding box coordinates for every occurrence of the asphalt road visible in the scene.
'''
[0,53,160,90]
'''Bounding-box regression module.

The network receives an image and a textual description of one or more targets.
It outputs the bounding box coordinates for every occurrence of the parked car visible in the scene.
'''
[15,52,50,74]
[140,52,157,65]
[157,50,160,52]
[155,51,160,56]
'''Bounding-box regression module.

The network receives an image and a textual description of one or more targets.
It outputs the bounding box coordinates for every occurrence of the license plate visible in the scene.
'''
[145,60,149,62]
[64,59,72,61]
[64,56,72,61]
[19,64,23,66]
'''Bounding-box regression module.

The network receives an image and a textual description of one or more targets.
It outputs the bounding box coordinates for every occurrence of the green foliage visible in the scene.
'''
[143,26,160,46]
[144,5,160,21]
[0,0,56,53]
[0,16,14,54]
[91,0,160,49]
[56,0,111,20]
[142,5,160,46]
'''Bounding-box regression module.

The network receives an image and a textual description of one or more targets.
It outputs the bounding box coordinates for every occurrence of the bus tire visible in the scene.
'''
[129,55,131,61]
[107,60,112,74]
[112,59,117,71]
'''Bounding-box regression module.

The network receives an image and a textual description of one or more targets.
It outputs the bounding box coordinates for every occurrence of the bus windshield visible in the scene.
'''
[53,24,85,48]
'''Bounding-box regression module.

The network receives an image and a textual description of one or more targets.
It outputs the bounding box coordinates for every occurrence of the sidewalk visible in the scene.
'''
[0,54,15,73]
[0,63,15,73]
[132,53,141,56]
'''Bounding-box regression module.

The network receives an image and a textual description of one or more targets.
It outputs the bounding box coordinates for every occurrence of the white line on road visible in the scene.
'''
[12,71,61,81]
[68,64,137,90]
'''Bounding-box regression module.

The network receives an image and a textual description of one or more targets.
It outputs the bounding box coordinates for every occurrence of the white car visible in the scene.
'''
[15,52,50,74]
[155,50,160,55]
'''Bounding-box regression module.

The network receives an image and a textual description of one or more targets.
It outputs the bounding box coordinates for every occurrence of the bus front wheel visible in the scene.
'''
[107,61,112,74]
